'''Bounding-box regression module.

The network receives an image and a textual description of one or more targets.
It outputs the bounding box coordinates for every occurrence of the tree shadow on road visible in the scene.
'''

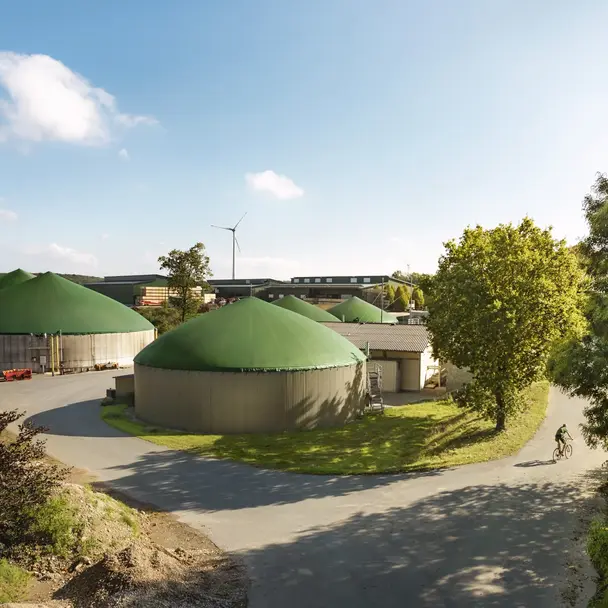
[239,473,602,607]
[93,448,442,511]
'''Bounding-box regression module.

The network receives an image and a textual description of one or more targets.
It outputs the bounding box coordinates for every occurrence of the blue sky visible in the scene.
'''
[0,1,607,279]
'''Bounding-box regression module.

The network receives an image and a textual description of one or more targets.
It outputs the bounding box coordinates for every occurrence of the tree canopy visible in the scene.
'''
[427,218,585,431]
[549,174,608,448]
[158,242,212,323]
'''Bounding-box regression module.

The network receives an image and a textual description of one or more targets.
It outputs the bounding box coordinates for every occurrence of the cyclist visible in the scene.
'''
[555,423,573,457]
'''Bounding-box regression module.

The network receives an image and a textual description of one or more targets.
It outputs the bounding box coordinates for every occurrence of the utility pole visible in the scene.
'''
[381,277,384,323]
[407,263,412,310]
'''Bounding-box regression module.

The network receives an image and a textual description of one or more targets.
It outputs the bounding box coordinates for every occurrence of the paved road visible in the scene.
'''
[2,371,606,607]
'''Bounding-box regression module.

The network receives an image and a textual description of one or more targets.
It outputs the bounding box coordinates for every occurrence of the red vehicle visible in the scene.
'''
[2,368,32,381]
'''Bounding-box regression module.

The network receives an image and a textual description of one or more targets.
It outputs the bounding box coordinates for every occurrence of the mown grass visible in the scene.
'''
[0,558,30,603]
[102,381,549,474]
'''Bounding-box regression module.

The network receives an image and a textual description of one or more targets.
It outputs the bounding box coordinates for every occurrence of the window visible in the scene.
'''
[279,294,284,298]
[294,278,299,283]
[363,278,371,283]
[268,294,274,299]
[326,278,333,283]
[304,278,310,283]
[350,277,357,283]
[315,278,321,283]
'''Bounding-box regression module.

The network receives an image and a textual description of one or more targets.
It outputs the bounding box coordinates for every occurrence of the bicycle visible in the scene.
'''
[553,440,573,461]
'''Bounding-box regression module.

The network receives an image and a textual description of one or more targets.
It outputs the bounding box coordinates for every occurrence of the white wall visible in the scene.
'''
[366,360,398,392]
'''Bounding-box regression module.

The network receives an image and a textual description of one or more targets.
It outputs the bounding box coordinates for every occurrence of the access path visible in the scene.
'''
[2,371,605,607]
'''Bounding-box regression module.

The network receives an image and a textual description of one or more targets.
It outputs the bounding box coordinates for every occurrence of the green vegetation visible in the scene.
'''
[550,173,608,450]
[428,218,585,431]
[102,382,548,474]
[134,303,182,334]
[588,516,608,607]
[0,559,30,603]
[158,242,212,323]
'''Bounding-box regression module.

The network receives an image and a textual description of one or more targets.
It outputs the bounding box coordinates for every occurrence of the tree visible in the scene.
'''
[427,218,585,431]
[158,243,212,323]
[385,284,396,304]
[549,174,608,448]
[412,286,425,309]
[0,410,66,550]
[392,285,410,312]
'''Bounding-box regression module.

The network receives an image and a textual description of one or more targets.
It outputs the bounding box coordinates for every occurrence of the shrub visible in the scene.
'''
[25,495,81,558]
[588,518,608,606]
[0,558,30,603]
[0,410,67,552]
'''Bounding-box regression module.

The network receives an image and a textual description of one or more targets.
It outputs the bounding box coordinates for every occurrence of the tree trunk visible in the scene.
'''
[495,391,506,432]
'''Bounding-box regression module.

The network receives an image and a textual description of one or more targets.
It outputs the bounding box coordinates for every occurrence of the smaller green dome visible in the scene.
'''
[272,295,340,322]
[328,296,398,324]
[135,297,365,372]
[0,268,35,291]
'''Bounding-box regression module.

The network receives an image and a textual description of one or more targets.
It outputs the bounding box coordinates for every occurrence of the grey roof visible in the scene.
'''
[323,322,431,353]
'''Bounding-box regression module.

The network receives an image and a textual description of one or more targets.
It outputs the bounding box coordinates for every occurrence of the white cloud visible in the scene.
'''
[245,170,304,200]
[100,233,110,241]
[24,243,97,267]
[0,52,157,145]
[118,148,130,161]
[0,208,17,221]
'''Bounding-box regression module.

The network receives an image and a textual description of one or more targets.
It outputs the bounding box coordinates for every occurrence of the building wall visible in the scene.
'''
[86,283,137,306]
[366,360,398,392]
[134,362,366,434]
[0,330,155,373]
[367,349,439,391]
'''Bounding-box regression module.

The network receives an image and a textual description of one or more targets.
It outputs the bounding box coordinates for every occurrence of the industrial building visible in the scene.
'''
[0,268,35,291]
[208,278,288,300]
[272,295,340,322]
[0,272,155,373]
[134,297,367,434]
[328,297,398,324]
[324,322,438,392]
[85,274,207,307]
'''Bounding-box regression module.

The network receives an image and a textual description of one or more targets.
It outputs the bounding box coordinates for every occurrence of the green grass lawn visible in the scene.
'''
[102,381,549,474]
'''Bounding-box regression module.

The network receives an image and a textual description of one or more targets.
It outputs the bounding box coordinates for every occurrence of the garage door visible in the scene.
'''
[367,360,399,392]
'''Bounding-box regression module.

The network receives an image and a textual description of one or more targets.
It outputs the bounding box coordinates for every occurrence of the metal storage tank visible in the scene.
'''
[272,294,341,322]
[0,268,35,291]
[0,272,155,372]
[328,296,398,324]
[134,297,367,434]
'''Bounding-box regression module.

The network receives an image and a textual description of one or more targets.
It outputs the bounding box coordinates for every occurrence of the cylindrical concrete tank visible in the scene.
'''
[134,297,367,434]
[272,295,341,322]
[0,272,154,372]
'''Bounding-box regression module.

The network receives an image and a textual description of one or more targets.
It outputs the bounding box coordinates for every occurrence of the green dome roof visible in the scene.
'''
[328,296,398,324]
[0,272,154,335]
[272,295,340,322]
[0,269,35,291]
[135,297,365,372]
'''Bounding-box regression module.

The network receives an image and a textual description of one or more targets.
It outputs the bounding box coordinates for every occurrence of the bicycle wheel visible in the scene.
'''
[553,447,561,461]
[564,443,573,459]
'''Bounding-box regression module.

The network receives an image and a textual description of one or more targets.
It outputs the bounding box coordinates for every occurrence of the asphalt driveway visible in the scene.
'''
[2,371,605,607]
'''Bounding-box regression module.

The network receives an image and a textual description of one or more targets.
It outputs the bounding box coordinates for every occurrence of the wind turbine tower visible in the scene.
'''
[211,213,247,280]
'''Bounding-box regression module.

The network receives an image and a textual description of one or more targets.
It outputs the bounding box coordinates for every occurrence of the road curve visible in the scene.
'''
[2,371,606,607]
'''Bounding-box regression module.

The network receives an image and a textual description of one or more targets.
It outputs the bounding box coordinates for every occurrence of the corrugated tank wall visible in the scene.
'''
[134,362,366,434]
[0,330,155,372]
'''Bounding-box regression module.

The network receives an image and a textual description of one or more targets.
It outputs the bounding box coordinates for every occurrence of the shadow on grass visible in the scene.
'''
[240,472,603,607]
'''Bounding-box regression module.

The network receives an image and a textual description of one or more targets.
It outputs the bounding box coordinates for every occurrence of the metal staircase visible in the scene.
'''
[366,365,384,414]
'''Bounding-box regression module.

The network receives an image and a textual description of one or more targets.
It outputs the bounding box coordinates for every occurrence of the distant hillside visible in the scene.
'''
[0,273,103,285]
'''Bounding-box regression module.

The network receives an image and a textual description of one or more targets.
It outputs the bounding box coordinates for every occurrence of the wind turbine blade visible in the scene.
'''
[211,225,232,231]
[235,236,242,253]
[233,212,248,230]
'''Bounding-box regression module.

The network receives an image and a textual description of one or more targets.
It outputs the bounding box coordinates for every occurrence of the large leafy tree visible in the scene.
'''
[549,174,608,448]
[158,242,212,323]
[428,218,585,431]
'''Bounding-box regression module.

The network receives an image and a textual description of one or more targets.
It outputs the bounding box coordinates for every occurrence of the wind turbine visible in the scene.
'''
[211,212,247,280]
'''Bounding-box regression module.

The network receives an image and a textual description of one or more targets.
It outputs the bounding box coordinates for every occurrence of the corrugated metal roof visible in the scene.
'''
[323,322,430,353]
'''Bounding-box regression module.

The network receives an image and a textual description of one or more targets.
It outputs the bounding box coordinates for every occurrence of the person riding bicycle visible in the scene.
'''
[555,423,573,456]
